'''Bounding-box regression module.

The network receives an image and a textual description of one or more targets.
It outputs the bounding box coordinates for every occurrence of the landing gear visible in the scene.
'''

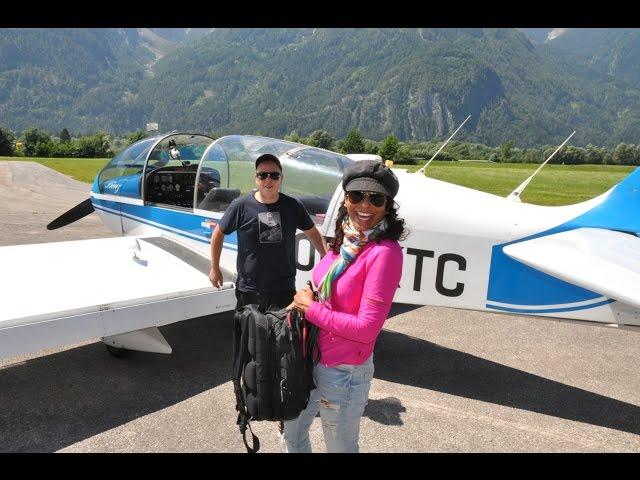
[105,344,131,358]
[101,327,172,358]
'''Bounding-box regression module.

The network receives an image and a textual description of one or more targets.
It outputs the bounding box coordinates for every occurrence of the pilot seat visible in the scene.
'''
[198,187,241,212]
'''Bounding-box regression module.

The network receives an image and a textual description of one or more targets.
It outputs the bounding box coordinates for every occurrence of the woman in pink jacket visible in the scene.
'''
[284,159,406,453]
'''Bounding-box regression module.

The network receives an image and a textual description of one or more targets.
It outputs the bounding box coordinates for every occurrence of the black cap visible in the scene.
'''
[342,160,399,199]
[255,153,282,171]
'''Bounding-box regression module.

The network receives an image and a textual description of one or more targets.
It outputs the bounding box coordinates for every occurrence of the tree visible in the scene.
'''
[341,129,365,154]
[59,128,71,143]
[521,149,542,164]
[364,141,379,155]
[34,140,53,157]
[307,130,334,150]
[450,143,470,159]
[500,140,514,162]
[613,143,640,165]
[557,145,586,165]
[77,133,112,158]
[613,143,630,165]
[0,127,15,156]
[23,128,52,157]
[126,130,147,146]
[585,144,605,165]
[395,144,414,164]
[379,135,400,160]
[284,131,302,143]
[53,140,74,158]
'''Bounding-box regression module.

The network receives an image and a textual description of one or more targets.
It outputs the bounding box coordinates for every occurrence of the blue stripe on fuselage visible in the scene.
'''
[91,197,238,248]
[486,298,615,314]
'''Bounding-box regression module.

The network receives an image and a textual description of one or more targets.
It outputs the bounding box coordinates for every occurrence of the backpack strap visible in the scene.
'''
[302,315,308,359]
[237,410,260,454]
[232,306,262,453]
[232,308,251,410]
[304,281,321,364]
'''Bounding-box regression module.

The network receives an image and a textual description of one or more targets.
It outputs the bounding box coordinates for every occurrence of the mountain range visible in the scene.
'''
[1,28,640,148]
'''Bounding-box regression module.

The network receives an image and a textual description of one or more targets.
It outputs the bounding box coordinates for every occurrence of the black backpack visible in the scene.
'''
[232,304,319,453]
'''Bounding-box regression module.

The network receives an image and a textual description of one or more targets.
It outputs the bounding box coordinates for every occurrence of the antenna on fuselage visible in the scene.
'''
[415,115,471,175]
[506,131,576,202]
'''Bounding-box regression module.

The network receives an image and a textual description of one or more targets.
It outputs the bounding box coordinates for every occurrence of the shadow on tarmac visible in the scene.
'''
[2,308,639,452]
[364,397,406,426]
[0,312,237,452]
[373,328,640,436]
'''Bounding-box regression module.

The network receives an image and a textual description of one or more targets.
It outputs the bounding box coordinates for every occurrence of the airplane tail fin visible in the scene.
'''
[567,167,640,234]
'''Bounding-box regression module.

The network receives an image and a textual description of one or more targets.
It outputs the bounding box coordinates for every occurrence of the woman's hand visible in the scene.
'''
[292,286,315,314]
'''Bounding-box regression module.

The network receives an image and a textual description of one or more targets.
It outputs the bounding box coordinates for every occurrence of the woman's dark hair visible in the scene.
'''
[331,198,407,254]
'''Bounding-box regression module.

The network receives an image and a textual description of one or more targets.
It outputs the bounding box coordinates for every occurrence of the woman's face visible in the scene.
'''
[344,190,387,232]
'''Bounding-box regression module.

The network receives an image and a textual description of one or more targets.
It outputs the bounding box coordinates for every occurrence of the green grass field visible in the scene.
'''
[0,157,110,184]
[1,156,635,206]
[405,161,635,206]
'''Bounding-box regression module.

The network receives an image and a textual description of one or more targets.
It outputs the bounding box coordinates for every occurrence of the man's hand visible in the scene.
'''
[210,225,225,289]
[209,266,223,289]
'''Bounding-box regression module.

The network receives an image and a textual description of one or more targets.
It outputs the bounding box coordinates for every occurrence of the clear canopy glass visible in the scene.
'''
[97,133,354,220]
[197,135,353,220]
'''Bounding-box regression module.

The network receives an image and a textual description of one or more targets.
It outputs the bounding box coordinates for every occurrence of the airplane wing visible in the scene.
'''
[503,227,640,310]
[0,235,236,360]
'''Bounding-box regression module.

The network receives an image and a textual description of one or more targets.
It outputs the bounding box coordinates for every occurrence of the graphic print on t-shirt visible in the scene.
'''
[258,211,282,243]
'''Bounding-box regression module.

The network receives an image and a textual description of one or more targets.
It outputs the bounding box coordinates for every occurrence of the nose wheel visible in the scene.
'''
[105,344,132,358]
[101,326,172,358]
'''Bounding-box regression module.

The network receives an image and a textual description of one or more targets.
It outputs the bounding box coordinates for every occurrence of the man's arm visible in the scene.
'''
[209,224,225,288]
[303,225,328,258]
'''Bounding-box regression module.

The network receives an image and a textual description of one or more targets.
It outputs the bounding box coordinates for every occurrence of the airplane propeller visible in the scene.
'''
[46,198,95,230]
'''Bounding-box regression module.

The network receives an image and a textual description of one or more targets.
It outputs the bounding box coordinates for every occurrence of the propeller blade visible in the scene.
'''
[46,198,95,230]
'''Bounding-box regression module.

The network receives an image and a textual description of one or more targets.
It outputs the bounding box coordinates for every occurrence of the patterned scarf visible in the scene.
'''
[318,215,387,303]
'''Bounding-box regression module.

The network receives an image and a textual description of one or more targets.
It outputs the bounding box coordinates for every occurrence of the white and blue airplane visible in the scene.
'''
[1,132,639,361]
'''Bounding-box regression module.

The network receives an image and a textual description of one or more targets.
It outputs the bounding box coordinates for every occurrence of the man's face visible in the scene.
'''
[255,160,283,196]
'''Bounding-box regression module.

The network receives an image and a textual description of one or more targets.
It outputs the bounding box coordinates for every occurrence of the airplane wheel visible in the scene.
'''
[105,344,130,358]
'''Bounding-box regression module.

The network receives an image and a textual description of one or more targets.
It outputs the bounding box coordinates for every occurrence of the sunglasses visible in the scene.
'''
[346,191,387,208]
[256,171,281,181]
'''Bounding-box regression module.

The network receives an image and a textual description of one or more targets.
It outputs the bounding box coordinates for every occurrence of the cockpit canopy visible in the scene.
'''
[96,133,214,199]
[94,133,354,222]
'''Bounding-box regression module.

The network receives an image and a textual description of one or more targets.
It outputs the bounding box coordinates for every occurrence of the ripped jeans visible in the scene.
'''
[283,355,374,453]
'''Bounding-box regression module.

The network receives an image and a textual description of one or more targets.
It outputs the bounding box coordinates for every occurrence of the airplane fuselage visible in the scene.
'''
[92,163,640,329]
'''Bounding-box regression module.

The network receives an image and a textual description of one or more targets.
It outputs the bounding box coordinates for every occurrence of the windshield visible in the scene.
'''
[142,134,214,208]
[97,137,158,197]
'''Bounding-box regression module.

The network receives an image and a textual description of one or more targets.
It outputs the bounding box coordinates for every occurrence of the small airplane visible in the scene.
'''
[1,131,639,361]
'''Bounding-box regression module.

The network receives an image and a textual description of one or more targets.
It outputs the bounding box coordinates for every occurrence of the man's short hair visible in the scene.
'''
[255,153,282,172]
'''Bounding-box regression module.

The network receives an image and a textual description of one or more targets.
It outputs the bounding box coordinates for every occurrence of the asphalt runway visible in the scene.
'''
[1,160,639,452]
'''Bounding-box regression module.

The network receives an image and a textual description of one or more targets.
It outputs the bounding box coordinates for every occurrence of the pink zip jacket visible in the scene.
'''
[306,239,403,367]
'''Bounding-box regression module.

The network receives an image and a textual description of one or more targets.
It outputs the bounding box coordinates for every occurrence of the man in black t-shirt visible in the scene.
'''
[209,153,327,310]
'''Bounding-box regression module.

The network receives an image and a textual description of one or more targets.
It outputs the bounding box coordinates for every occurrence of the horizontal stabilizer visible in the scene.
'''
[503,228,640,310]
